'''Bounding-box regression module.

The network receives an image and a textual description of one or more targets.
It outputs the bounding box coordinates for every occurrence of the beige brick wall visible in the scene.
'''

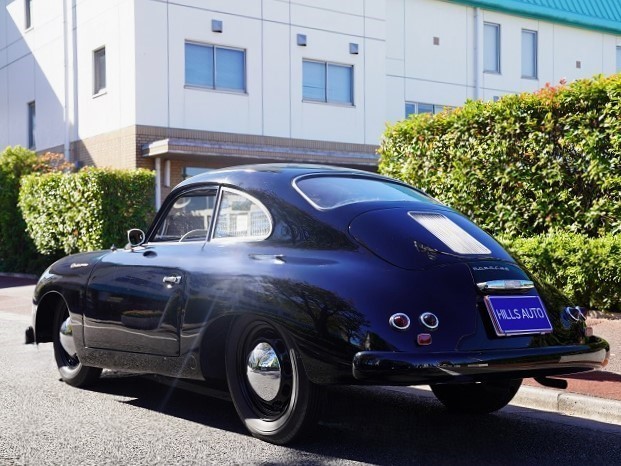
[42,124,379,194]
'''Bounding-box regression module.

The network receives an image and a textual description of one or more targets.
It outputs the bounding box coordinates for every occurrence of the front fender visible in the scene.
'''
[32,250,110,343]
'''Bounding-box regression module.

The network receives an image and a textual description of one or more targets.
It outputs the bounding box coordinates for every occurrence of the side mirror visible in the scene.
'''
[127,228,146,247]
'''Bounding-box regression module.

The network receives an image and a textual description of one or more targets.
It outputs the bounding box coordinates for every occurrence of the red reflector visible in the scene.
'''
[417,333,432,346]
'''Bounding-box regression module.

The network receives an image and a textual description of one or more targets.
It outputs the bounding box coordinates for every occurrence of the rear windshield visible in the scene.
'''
[295,175,434,210]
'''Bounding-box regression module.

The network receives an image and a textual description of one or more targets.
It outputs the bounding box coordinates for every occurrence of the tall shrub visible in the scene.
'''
[19,168,155,255]
[379,75,621,237]
[0,147,70,273]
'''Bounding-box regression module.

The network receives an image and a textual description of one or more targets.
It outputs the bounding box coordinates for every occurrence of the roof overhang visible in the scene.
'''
[448,0,621,35]
[141,137,379,169]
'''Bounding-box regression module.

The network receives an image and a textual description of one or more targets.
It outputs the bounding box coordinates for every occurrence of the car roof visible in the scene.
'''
[174,163,388,191]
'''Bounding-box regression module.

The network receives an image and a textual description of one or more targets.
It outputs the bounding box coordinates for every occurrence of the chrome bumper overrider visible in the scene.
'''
[352,338,610,385]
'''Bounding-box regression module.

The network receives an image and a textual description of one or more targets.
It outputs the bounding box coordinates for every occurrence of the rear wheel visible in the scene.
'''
[52,300,101,387]
[431,379,522,414]
[225,316,323,444]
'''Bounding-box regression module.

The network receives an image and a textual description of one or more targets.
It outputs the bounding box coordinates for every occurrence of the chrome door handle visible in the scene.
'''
[163,275,182,285]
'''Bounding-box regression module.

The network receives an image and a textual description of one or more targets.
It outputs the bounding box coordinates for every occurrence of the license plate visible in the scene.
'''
[484,295,553,336]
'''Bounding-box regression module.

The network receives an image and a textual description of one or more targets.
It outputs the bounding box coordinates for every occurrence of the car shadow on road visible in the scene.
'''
[84,373,621,464]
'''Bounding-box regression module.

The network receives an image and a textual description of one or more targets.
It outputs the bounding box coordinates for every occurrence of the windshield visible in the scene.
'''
[295,175,435,210]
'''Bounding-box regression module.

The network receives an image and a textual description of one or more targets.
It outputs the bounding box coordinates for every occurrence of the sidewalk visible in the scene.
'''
[1,273,619,425]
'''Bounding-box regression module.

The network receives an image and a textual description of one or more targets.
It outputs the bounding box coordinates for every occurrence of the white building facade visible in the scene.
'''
[2,0,621,200]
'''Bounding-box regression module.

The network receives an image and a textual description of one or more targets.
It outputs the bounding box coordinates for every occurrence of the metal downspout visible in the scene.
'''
[62,0,71,162]
[474,7,482,100]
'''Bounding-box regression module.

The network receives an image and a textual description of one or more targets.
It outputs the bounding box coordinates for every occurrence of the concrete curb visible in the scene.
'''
[512,386,621,425]
[390,385,621,426]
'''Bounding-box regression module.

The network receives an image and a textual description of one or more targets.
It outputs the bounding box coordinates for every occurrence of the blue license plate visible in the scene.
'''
[484,295,553,336]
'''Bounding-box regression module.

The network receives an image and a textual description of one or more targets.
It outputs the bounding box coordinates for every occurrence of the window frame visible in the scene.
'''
[293,174,435,211]
[184,41,247,93]
[302,59,354,106]
[211,187,273,243]
[483,22,501,74]
[521,29,538,79]
[150,187,219,244]
[93,46,107,96]
[616,45,621,73]
[27,101,36,149]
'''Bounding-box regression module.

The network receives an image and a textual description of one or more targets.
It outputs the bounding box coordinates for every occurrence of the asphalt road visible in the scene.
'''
[1,310,621,466]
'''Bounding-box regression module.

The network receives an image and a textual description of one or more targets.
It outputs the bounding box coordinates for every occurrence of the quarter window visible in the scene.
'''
[185,42,246,92]
[214,189,272,240]
[484,22,501,73]
[521,30,538,79]
[93,47,107,95]
[303,60,353,105]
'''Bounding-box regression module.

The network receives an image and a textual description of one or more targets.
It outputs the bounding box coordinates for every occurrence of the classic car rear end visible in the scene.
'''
[25,164,609,444]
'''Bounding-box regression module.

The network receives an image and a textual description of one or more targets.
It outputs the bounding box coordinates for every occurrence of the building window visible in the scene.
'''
[522,30,538,79]
[25,0,32,29]
[27,101,36,149]
[93,47,107,95]
[183,167,211,180]
[484,22,500,73]
[405,102,447,117]
[616,46,621,73]
[185,42,246,92]
[303,60,353,105]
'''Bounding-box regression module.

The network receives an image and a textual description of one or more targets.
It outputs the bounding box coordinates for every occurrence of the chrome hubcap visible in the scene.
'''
[246,342,281,401]
[59,317,77,358]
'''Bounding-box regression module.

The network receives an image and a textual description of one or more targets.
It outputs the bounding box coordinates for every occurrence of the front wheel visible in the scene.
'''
[431,379,522,414]
[225,317,323,444]
[52,300,102,387]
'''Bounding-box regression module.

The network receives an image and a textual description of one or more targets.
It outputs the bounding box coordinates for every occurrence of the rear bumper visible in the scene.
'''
[352,338,610,385]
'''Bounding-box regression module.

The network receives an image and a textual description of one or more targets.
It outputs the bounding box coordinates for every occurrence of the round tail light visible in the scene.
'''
[389,313,411,330]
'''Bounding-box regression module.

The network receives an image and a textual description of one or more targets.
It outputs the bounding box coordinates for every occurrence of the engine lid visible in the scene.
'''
[349,207,513,270]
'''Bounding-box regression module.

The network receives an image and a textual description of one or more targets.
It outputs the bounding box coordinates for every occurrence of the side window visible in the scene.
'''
[213,189,272,240]
[153,190,217,242]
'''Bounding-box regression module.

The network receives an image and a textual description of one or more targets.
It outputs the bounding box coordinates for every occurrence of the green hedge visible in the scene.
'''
[0,147,71,273]
[19,168,155,255]
[500,233,621,312]
[379,74,621,237]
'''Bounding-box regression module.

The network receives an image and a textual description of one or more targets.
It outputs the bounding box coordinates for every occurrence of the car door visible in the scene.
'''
[83,187,218,356]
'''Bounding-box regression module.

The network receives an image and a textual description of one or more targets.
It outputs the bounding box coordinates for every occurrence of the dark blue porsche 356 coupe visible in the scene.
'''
[26,164,609,444]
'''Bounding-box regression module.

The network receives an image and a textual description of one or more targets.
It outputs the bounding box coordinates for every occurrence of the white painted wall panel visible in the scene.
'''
[290,4,364,37]
[363,38,387,144]
[262,22,291,138]
[7,55,34,148]
[134,0,169,127]
[552,25,605,83]
[75,0,137,139]
[262,0,290,23]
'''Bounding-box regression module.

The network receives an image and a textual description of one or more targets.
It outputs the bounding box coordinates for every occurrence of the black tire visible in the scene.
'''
[225,316,323,444]
[52,300,102,388]
[431,378,523,414]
